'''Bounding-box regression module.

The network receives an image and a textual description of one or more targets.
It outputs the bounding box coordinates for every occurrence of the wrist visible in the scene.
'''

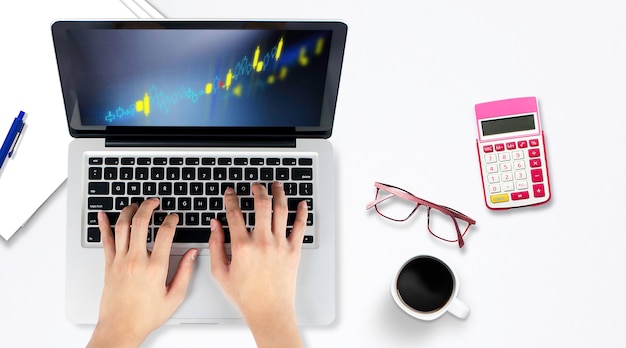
[87,322,147,348]
[244,307,302,348]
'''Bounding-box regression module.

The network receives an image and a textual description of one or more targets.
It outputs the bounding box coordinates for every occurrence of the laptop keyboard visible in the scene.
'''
[84,153,316,248]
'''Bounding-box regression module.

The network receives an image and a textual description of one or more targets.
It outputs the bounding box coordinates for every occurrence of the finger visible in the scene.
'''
[166,248,198,306]
[151,213,179,264]
[209,218,230,281]
[252,182,272,235]
[97,211,115,267]
[129,198,160,254]
[114,203,139,254]
[287,200,308,246]
[270,181,289,237]
[224,187,247,244]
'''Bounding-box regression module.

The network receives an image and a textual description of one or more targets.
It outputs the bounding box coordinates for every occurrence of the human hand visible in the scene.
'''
[87,198,198,348]
[209,182,307,348]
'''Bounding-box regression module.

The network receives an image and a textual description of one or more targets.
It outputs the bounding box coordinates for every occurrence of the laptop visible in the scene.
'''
[52,20,347,325]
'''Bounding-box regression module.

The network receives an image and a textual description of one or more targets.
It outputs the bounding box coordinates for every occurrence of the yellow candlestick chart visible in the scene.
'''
[104,35,326,123]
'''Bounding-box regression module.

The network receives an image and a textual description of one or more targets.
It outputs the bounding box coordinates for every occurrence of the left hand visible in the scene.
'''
[87,198,197,348]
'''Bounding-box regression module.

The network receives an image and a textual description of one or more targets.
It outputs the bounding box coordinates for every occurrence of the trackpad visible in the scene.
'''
[167,255,242,322]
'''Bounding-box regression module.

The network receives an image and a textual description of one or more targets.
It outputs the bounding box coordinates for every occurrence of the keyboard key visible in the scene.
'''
[153,157,167,165]
[209,197,223,210]
[162,197,176,210]
[105,157,119,165]
[260,168,273,181]
[276,168,289,180]
[244,168,258,180]
[89,158,103,165]
[292,168,313,180]
[88,182,109,195]
[202,157,216,165]
[87,228,101,242]
[283,158,297,165]
[178,197,192,210]
[186,157,200,165]
[151,167,164,180]
[89,167,102,180]
[115,197,129,210]
[234,158,248,165]
[299,158,313,165]
[103,167,117,180]
[137,157,151,165]
[299,183,313,195]
[288,198,313,210]
[88,197,113,210]
[170,228,210,243]
[135,167,149,180]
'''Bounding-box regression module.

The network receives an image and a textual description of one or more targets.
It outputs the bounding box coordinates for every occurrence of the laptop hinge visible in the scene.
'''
[104,136,297,148]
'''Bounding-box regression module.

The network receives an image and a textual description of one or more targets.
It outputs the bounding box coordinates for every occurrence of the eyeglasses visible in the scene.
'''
[366,182,476,248]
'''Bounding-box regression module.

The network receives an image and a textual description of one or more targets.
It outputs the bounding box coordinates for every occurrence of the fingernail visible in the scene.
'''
[210,218,217,231]
[274,181,283,188]
[97,211,106,222]
[190,249,198,261]
[224,187,234,194]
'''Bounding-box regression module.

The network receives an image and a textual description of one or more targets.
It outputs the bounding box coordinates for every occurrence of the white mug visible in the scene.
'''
[391,255,470,321]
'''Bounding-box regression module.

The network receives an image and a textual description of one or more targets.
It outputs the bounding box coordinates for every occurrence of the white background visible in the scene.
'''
[2,0,626,347]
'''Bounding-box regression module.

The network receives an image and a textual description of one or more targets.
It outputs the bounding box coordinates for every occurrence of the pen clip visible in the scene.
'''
[8,123,25,158]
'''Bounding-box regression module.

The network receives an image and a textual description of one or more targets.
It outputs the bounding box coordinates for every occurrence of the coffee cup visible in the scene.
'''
[391,255,470,321]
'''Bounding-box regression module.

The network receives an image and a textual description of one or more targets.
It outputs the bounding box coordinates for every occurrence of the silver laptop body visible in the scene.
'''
[52,20,347,325]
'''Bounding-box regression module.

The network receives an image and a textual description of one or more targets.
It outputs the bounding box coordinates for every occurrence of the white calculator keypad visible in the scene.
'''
[479,138,549,209]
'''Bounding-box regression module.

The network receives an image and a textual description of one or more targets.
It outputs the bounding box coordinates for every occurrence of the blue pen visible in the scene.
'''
[0,111,26,169]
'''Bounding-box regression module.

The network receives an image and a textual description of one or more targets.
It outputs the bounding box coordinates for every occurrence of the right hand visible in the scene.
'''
[209,182,307,348]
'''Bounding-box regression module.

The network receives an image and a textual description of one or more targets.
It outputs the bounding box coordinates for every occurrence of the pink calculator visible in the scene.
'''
[475,97,551,209]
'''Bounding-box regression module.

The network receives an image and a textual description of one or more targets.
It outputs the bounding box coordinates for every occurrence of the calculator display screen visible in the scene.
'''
[481,114,536,136]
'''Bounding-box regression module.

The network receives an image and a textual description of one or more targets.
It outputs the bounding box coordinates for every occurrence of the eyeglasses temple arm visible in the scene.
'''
[365,193,394,210]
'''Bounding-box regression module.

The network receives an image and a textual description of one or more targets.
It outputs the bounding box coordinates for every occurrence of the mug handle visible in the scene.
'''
[447,298,470,319]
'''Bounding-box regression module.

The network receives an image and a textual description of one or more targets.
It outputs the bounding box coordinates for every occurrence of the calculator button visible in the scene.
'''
[503,182,515,192]
[529,139,539,147]
[501,172,514,181]
[495,143,505,151]
[516,180,528,190]
[529,158,542,167]
[490,193,509,203]
[517,140,528,148]
[483,145,494,153]
[531,169,543,182]
[533,183,546,197]
[512,150,524,160]
[513,160,525,170]
[489,184,501,193]
[506,142,516,150]
[484,153,497,163]
[498,153,511,161]
[500,163,512,172]
[515,171,527,180]
[486,164,498,174]
[488,174,500,183]
[511,191,530,200]
[528,148,541,158]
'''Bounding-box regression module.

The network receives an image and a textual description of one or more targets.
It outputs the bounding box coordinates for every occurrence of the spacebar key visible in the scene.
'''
[171,228,210,243]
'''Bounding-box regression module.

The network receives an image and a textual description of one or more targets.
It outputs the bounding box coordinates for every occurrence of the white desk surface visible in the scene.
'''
[2,0,626,346]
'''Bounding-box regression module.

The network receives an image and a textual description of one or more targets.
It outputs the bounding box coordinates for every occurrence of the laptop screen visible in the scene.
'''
[52,21,347,138]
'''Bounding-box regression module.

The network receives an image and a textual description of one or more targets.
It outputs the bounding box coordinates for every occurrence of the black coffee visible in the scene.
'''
[396,257,454,312]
